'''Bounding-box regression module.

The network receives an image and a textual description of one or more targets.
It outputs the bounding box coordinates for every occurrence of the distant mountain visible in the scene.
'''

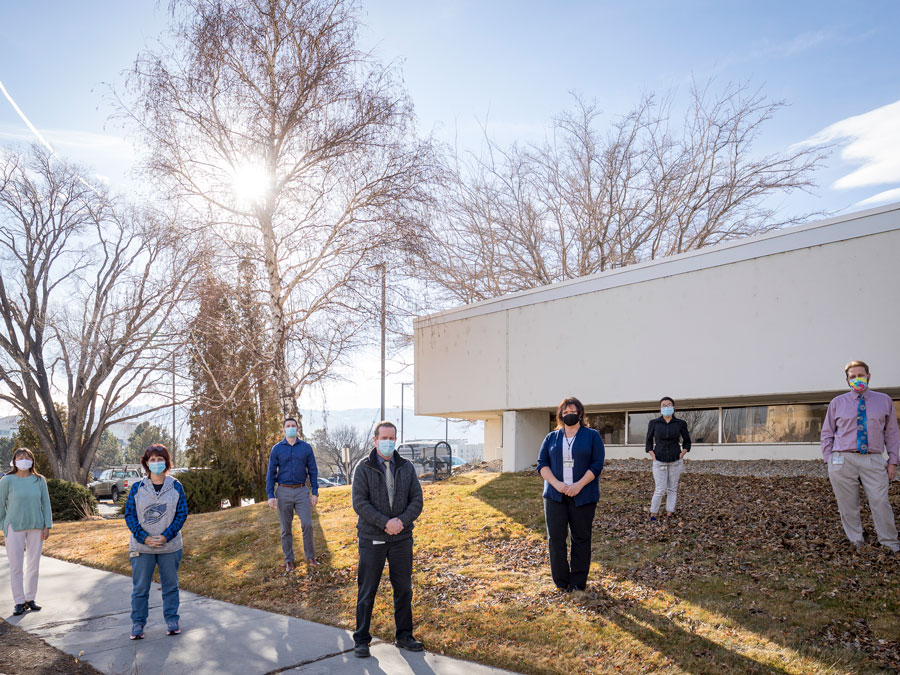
[299,408,483,444]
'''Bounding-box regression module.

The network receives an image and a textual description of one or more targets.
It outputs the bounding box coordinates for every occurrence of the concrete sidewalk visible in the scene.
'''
[0,548,518,675]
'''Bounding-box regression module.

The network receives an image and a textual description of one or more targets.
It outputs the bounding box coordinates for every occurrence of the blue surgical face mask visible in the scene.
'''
[285,427,298,439]
[378,439,395,457]
[148,461,167,475]
[661,406,674,417]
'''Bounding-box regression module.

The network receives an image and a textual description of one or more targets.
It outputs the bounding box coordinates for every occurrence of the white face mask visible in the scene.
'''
[15,459,33,471]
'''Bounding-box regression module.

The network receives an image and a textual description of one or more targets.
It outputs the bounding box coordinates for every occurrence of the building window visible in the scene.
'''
[629,409,719,444]
[722,403,828,443]
[585,412,626,445]
[627,411,657,445]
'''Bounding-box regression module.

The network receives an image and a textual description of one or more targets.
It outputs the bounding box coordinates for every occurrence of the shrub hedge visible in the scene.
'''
[47,478,98,521]
[176,469,234,513]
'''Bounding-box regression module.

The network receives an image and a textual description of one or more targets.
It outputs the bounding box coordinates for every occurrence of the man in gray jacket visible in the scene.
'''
[351,420,424,658]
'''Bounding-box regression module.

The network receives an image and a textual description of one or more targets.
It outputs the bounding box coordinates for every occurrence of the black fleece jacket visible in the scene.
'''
[352,449,423,542]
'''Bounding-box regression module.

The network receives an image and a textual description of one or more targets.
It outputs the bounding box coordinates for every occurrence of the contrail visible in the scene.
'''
[0,79,102,196]
[0,79,55,154]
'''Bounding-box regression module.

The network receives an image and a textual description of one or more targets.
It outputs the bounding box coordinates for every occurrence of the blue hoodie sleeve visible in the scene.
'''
[124,483,149,544]
[161,481,189,542]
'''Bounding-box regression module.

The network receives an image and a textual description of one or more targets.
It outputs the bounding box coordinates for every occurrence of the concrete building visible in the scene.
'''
[413,203,900,472]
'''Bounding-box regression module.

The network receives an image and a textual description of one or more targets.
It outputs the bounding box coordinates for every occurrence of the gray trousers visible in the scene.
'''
[276,485,315,562]
[650,459,684,514]
[828,452,899,550]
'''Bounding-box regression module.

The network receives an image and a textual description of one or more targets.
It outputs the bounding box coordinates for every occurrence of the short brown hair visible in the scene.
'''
[373,421,397,438]
[844,360,870,376]
[141,444,172,476]
[555,397,585,430]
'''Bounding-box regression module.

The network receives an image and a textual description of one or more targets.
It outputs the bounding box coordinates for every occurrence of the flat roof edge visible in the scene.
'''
[414,201,900,328]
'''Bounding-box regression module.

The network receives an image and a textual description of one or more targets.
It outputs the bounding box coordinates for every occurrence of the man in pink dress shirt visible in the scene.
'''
[821,360,899,552]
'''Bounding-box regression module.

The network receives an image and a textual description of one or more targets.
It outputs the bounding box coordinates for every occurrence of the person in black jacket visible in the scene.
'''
[351,420,424,658]
[645,397,691,521]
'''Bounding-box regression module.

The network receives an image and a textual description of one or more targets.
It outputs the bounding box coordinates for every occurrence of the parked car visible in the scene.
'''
[88,465,142,502]
[317,477,340,489]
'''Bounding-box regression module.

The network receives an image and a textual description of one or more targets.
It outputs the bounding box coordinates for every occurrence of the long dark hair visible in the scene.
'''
[6,448,45,481]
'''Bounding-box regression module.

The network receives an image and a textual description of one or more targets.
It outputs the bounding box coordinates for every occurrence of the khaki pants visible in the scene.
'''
[827,452,899,551]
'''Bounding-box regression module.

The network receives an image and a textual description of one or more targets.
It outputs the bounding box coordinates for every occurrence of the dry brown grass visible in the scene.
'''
[42,470,900,674]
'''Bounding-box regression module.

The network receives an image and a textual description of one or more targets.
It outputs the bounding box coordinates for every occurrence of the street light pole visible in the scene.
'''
[400,382,413,443]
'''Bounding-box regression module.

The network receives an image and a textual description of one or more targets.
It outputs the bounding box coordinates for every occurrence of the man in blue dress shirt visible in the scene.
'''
[266,418,319,572]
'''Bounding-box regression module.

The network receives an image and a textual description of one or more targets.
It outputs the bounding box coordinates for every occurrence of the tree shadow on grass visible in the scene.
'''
[471,471,896,673]
[572,584,790,674]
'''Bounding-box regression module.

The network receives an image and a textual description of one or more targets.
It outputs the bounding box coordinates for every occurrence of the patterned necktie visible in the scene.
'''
[857,395,869,454]
[385,461,395,508]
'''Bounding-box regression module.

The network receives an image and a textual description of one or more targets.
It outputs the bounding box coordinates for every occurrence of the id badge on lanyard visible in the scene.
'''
[563,435,575,485]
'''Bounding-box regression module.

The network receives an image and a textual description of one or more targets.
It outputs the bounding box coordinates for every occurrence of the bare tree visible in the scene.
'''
[310,424,367,483]
[117,0,437,434]
[415,82,827,304]
[0,145,202,483]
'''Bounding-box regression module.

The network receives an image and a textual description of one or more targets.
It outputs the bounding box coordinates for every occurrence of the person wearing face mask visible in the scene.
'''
[350,421,424,658]
[266,417,319,572]
[0,448,52,616]
[536,397,605,592]
[124,444,189,639]
[645,397,692,521]
[821,360,899,552]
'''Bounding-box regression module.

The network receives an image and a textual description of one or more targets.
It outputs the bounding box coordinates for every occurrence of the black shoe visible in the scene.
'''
[396,636,424,652]
[13,604,25,616]
[25,601,41,612]
[354,643,370,658]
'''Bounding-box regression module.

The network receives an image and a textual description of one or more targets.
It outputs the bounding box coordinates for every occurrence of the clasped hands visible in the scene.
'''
[145,534,168,547]
[556,480,584,497]
[384,517,404,535]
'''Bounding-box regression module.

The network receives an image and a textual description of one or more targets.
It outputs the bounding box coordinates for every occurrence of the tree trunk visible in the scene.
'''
[259,210,303,437]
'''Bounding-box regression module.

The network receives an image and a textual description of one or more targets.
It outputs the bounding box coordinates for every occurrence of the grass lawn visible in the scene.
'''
[42,469,900,674]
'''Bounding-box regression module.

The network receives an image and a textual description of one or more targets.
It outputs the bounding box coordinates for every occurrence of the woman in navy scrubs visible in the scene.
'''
[536,397,605,591]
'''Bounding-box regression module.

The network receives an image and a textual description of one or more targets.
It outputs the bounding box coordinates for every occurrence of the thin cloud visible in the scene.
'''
[856,186,900,207]
[799,99,900,191]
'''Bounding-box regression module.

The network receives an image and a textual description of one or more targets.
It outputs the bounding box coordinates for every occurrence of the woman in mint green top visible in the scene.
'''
[0,448,53,616]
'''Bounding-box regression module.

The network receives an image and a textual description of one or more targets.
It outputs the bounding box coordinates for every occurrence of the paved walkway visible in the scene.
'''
[0,548,518,675]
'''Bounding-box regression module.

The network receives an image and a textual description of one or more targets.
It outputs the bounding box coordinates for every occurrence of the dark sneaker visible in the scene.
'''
[13,604,25,616]
[25,601,41,611]
[396,636,424,652]
[130,624,144,640]
[354,643,370,658]
[167,620,181,635]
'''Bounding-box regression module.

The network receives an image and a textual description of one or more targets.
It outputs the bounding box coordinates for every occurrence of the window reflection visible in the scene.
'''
[722,403,828,443]
[629,409,718,444]
[585,412,625,445]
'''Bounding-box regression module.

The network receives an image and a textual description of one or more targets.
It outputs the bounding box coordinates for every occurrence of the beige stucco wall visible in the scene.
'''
[413,204,900,469]
[415,211,900,417]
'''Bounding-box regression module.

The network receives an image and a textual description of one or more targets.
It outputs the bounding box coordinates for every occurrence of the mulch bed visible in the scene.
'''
[0,619,101,675]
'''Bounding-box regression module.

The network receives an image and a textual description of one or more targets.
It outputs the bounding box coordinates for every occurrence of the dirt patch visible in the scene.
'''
[0,618,101,674]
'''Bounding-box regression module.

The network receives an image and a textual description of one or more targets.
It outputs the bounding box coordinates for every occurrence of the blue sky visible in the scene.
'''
[1,1,899,412]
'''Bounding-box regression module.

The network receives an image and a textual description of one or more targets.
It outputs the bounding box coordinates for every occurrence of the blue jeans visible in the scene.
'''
[130,549,183,626]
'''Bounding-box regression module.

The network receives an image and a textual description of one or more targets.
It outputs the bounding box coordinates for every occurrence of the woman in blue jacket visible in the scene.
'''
[536,397,605,591]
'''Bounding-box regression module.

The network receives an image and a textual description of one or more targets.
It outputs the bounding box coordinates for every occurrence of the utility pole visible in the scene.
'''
[368,263,387,421]
[380,264,386,422]
[400,382,413,443]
